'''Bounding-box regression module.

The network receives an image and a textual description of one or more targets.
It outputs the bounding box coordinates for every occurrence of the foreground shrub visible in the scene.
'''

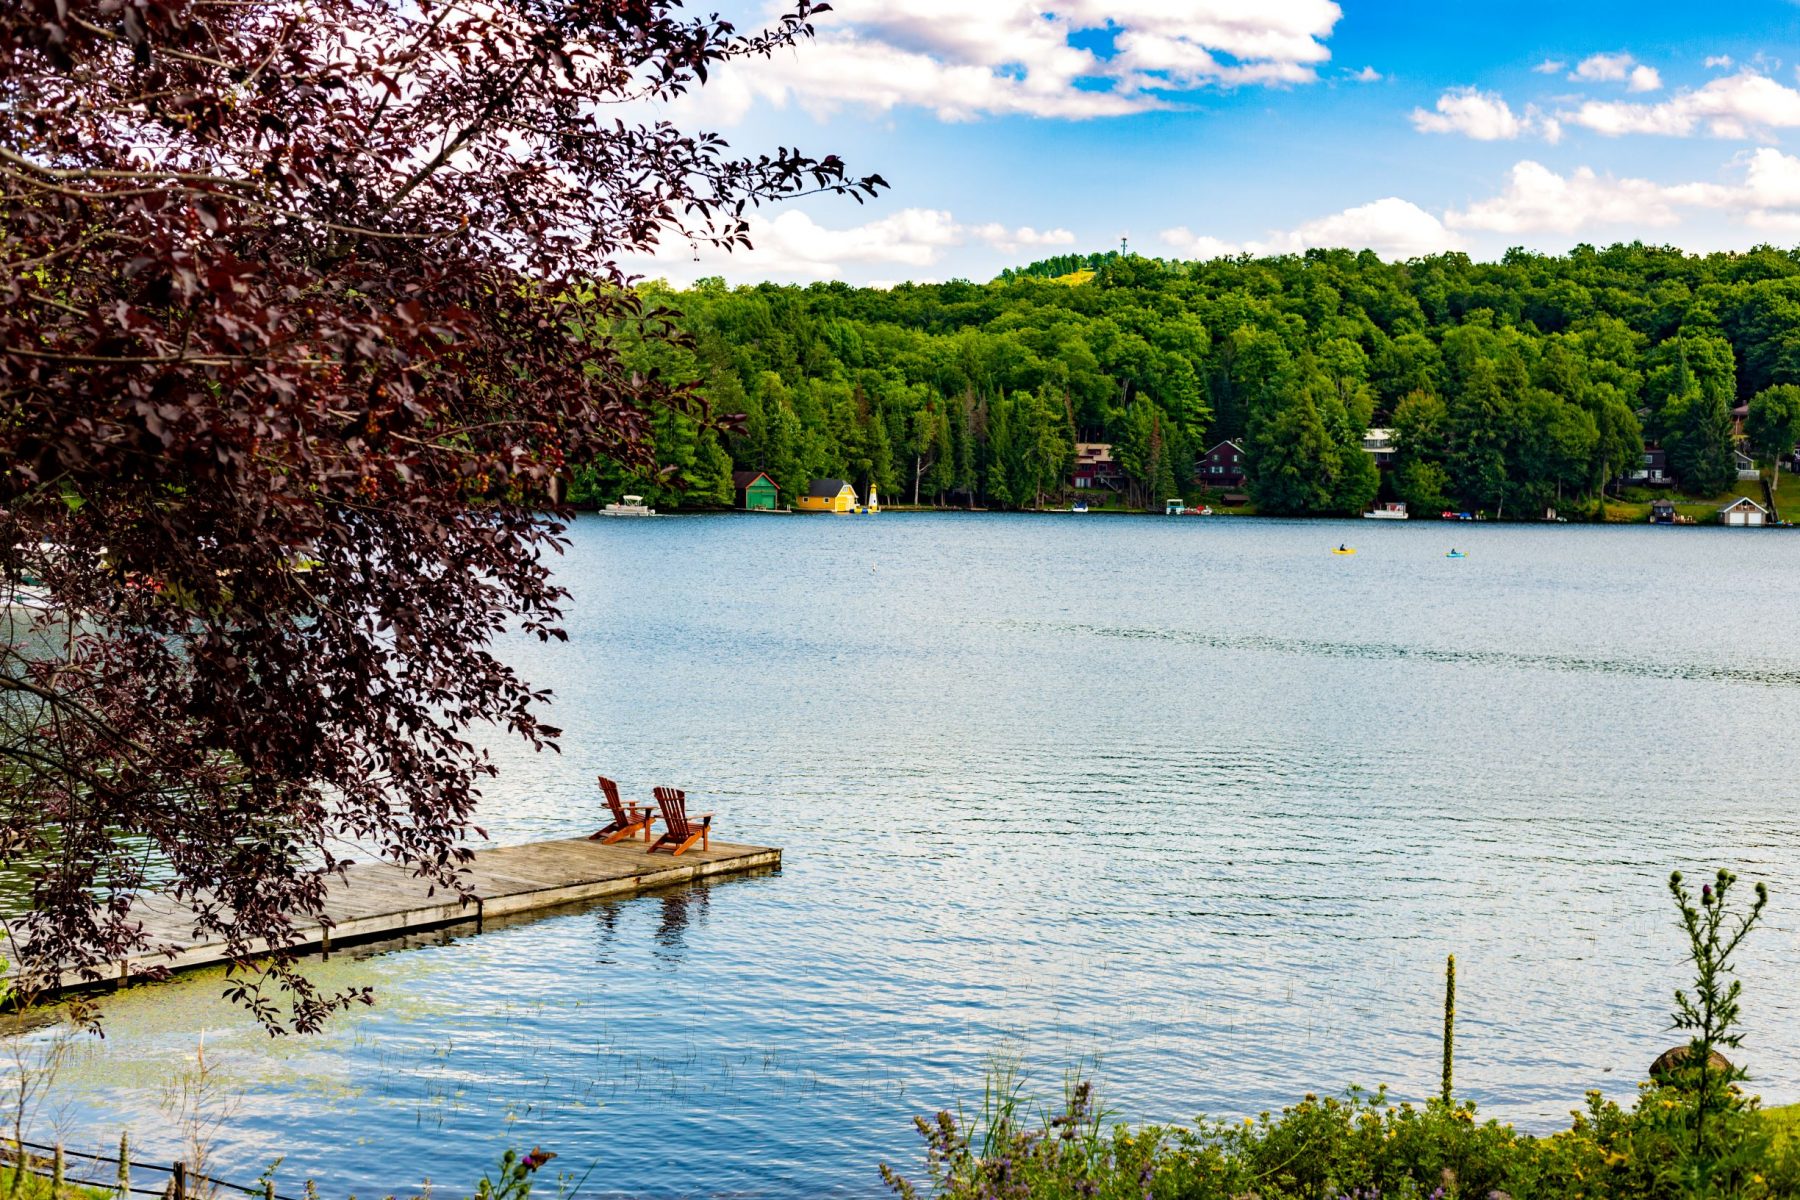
[882,1081,1800,1200]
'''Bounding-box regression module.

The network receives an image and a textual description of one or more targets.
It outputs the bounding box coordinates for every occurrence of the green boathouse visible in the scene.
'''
[733,470,781,511]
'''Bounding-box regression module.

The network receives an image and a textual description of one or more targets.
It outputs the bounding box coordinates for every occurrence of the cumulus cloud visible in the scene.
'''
[1562,70,1800,138]
[686,0,1345,123]
[623,208,1078,282]
[1725,145,1800,208]
[1411,88,1560,141]
[1159,227,1249,258]
[1351,66,1383,83]
[1162,198,1462,261]
[1447,162,1683,233]
[968,223,1078,254]
[1569,52,1660,91]
[1271,198,1463,257]
[1533,59,1567,75]
[1705,55,1735,70]
[1447,150,1800,235]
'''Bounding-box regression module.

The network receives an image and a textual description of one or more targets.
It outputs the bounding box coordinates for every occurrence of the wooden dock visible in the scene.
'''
[11,835,780,993]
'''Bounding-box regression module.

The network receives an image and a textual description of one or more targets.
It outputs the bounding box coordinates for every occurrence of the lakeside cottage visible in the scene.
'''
[1073,442,1124,491]
[732,470,781,511]
[797,478,858,513]
[1626,447,1670,486]
[1720,496,1769,526]
[1198,440,1247,490]
[1361,428,1396,470]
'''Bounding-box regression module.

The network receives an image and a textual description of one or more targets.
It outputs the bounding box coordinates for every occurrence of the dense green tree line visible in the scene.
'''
[571,244,1800,515]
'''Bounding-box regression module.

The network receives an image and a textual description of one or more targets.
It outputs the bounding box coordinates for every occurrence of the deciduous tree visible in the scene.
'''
[0,0,880,1029]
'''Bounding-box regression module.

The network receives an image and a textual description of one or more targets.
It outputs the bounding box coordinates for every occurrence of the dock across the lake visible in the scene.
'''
[12,835,781,993]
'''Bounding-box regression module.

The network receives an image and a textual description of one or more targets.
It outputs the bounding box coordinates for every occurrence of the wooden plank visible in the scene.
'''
[5,836,780,994]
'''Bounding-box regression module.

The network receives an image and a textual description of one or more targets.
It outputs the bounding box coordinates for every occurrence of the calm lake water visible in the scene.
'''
[11,514,1800,1198]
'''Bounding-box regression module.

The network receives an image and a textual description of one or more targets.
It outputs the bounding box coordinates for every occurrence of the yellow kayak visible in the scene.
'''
[1332,547,1356,556]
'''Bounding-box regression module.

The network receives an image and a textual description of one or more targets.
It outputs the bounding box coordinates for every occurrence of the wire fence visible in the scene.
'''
[2,1136,306,1200]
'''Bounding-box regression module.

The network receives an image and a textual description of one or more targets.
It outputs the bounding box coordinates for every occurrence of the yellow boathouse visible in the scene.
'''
[797,478,858,513]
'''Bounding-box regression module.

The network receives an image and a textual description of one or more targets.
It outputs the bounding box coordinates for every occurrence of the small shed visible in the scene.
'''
[733,470,781,511]
[1650,499,1677,524]
[1720,496,1768,527]
[797,478,858,513]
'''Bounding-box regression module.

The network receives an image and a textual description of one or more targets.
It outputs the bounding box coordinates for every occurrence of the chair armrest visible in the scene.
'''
[696,813,713,828]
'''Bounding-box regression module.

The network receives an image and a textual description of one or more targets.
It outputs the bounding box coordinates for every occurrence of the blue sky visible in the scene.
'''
[626,1,1800,285]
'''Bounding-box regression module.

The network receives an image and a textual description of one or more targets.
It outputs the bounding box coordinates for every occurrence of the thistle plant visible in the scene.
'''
[1667,868,1768,1176]
[472,1149,556,1200]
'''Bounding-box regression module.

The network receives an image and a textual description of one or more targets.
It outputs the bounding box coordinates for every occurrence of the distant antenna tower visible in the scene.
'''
[1120,235,1129,256]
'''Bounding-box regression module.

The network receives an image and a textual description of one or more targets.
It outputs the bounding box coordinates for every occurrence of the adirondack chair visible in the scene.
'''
[648,786,712,856]
[589,775,655,844]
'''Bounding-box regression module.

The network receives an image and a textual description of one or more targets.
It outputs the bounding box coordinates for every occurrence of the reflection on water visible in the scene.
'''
[8,514,1800,1199]
[655,884,710,961]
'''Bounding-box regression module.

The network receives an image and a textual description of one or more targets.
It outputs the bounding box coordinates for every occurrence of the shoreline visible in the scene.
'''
[573,502,1796,527]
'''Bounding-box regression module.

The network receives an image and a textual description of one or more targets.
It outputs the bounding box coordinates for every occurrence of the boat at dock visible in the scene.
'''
[599,495,657,517]
[1363,502,1409,520]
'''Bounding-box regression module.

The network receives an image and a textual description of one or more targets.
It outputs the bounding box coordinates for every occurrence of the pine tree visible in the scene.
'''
[866,403,897,498]
[1245,390,1334,514]
[693,428,735,507]
[1447,357,1512,515]
[1149,412,1178,506]
[1681,388,1737,496]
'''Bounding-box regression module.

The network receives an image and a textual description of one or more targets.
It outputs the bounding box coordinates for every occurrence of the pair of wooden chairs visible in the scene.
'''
[589,775,713,856]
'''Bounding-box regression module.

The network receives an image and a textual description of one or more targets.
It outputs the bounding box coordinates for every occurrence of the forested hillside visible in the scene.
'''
[571,245,1800,517]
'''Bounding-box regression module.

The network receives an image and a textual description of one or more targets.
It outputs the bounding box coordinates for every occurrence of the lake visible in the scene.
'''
[10,513,1800,1199]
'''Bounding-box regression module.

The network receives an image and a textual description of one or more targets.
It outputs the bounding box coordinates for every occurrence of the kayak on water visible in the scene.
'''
[1446,550,1467,558]
[1332,546,1356,556]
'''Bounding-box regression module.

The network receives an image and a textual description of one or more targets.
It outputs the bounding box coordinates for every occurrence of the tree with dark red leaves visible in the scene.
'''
[0,0,881,1031]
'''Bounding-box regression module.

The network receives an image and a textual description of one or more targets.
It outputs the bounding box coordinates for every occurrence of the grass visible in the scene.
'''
[1601,476,1786,524]
[0,1166,113,1200]
[1766,1102,1800,1153]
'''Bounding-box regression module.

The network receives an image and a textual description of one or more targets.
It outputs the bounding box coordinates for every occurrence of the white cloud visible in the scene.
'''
[1741,145,1800,206]
[1447,150,1800,236]
[1706,55,1735,70]
[1271,198,1463,257]
[1533,59,1567,75]
[622,208,1079,282]
[1559,52,1662,92]
[1411,87,1559,141]
[969,223,1078,254]
[1159,227,1247,258]
[1351,66,1382,83]
[686,0,1344,123]
[1563,70,1800,138]
[1163,198,1463,261]
[1447,162,1683,233]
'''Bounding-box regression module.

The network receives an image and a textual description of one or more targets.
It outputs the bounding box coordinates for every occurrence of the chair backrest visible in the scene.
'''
[653,786,691,840]
[597,775,628,824]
